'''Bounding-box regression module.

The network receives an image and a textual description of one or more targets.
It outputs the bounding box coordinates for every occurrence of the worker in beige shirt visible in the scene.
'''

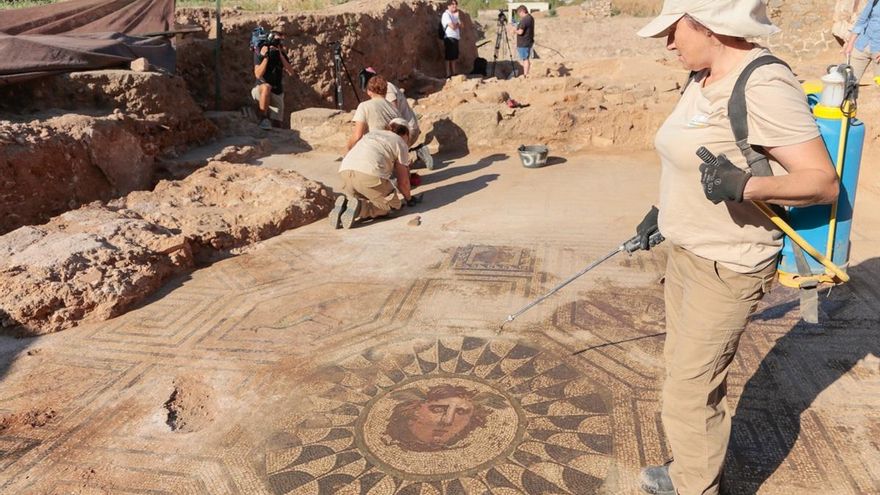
[359,67,434,169]
[347,75,400,151]
[634,2,839,494]
[330,118,413,229]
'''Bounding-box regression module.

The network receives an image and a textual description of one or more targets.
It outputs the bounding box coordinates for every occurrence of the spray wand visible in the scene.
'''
[499,230,664,331]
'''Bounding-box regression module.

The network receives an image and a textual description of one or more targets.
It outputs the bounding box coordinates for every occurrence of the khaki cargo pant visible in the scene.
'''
[339,170,402,219]
[851,46,880,83]
[662,245,776,495]
[251,85,284,121]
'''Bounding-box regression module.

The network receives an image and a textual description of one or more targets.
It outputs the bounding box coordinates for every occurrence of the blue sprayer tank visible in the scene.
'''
[777,99,865,284]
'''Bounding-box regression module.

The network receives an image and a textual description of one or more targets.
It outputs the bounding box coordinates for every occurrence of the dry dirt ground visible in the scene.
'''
[2,8,880,495]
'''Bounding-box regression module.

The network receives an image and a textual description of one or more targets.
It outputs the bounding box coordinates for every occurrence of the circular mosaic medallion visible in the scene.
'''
[264,338,614,495]
[355,374,526,481]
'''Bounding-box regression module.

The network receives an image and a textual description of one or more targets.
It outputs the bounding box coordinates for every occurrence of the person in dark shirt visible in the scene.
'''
[514,5,535,77]
[252,31,294,130]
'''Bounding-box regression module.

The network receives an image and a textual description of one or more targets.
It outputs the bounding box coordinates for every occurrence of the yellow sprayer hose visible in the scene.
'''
[753,201,850,283]
[825,114,849,258]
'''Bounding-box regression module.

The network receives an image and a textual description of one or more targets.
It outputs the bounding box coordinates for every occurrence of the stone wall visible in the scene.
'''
[175,0,478,115]
[758,0,842,57]
[581,0,612,19]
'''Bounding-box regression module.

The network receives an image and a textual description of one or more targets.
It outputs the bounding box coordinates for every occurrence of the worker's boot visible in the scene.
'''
[416,146,434,170]
[341,197,360,229]
[328,195,346,229]
[639,463,676,495]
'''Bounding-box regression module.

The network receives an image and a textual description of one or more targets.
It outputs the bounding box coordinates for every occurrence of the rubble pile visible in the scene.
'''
[110,162,334,259]
[0,163,333,336]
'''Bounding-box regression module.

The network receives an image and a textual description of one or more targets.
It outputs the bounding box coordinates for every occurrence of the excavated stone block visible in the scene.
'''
[0,206,193,336]
[130,57,151,72]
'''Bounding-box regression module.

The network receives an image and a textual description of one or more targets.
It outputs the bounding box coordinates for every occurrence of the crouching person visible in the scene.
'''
[330,118,413,229]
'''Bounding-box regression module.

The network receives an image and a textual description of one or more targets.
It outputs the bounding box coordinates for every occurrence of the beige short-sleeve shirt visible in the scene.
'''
[352,97,400,134]
[339,130,410,179]
[386,82,419,132]
[655,47,820,273]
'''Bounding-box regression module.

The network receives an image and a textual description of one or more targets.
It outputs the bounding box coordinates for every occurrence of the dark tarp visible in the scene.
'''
[0,32,176,85]
[0,0,174,36]
[0,0,177,85]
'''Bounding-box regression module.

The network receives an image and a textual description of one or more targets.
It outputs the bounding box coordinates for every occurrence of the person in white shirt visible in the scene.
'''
[441,0,462,77]
[330,118,413,229]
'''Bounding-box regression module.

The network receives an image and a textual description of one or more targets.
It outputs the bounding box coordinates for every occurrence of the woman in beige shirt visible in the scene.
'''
[633,2,839,494]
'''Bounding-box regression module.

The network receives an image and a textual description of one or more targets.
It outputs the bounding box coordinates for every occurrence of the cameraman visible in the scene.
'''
[252,31,294,130]
[513,5,534,77]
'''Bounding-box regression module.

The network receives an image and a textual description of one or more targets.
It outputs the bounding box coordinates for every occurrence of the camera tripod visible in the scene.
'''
[490,11,518,78]
[330,42,362,109]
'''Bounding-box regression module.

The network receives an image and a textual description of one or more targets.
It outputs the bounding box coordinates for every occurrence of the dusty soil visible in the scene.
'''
[0,408,57,433]
[164,376,215,433]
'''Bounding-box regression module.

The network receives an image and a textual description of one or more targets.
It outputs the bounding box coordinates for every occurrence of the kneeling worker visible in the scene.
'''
[330,118,413,229]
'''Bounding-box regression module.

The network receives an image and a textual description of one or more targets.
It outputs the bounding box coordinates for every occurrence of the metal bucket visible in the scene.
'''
[518,145,549,168]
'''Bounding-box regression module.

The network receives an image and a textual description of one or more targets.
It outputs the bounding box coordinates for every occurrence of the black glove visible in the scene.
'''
[699,153,751,204]
[635,206,660,251]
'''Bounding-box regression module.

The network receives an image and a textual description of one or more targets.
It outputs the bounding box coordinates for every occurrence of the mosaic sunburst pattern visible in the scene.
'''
[265,338,614,494]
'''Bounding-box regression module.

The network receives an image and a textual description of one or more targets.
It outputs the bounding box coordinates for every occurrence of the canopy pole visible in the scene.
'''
[214,0,222,110]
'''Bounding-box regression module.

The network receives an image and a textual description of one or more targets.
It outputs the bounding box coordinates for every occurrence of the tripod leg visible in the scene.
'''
[490,22,503,78]
[503,28,518,78]
[333,55,343,109]
[340,59,362,104]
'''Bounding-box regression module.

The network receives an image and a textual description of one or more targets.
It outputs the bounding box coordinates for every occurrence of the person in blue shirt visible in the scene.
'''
[844,0,880,84]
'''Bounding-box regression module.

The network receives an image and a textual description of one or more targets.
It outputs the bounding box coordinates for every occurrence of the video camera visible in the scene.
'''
[262,32,282,49]
[250,27,282,52]
[497,9,507,23]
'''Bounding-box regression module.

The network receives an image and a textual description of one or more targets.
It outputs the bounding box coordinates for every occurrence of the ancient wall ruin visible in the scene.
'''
[176,0,478,114]
[0,71,216,235]
[761,0,843,57]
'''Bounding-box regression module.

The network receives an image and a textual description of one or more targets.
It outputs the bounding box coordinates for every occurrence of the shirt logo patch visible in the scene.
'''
[687,113,710,128]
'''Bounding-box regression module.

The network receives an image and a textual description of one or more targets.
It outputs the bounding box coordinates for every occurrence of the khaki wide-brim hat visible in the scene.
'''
[637,0,780,38]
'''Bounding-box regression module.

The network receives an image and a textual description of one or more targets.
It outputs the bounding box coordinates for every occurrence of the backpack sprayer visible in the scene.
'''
[499,231,664,331]
[698,58,865,323]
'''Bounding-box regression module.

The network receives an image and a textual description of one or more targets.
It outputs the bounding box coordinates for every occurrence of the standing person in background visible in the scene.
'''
[442,0,462,78]
[347,75,400,151]
[513,5,535,77]
[832,0,867,45]
[843,0,880,84]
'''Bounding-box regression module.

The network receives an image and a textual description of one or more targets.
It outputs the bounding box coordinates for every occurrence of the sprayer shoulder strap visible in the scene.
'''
[729,55,791,177]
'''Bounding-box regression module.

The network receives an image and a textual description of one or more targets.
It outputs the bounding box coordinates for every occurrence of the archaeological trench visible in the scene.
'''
[1,1,879,494]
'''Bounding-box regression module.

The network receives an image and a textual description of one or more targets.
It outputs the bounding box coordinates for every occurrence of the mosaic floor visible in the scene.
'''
[1,153,879,494]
